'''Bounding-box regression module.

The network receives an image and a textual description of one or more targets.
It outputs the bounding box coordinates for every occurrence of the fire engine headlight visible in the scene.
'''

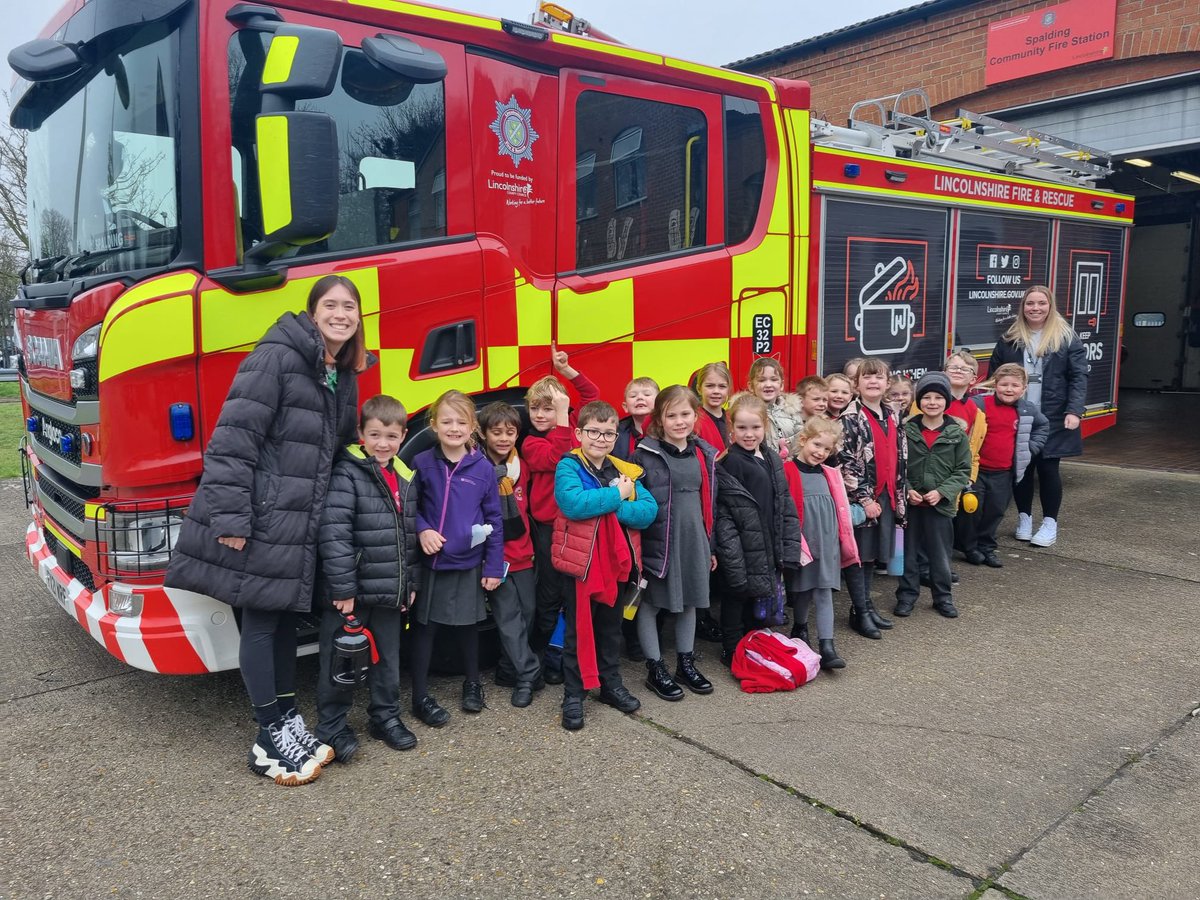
[107,509,184,572]
[71,324,101,362]
[108,584,145,618]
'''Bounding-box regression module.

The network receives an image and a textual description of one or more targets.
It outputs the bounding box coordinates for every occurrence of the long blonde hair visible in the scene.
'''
[1003,285,1076,356]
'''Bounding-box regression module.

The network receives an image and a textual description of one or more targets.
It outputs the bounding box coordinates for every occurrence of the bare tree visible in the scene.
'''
[0,101,28,351]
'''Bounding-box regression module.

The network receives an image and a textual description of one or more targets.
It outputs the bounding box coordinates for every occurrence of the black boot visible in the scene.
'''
[644,658,684,701]
[791,622,810,645]
[846,565,881,639]
[818,639,845,670]
[866,600,893,630]
[675,652,713,694]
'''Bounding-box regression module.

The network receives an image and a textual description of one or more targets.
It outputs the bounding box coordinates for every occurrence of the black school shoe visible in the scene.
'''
[369,717,417,751]
[561,694,585,730]
[597,683,641,713]
[511,682,534,708]
[462,681,486,713]
[933,599,960,618]
[412,695,450,728]
[983,552,1004,568]
[964,550,987,566]
[328,728,360,764]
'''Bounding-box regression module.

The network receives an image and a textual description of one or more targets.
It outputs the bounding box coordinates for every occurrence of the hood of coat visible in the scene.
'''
[341,443,415,480]
[257,312,378,375]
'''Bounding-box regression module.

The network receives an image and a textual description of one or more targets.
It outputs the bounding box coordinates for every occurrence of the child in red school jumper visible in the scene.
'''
[691,362,732,645]
[478,401,542,708]
[964,364,1048,568]
[824,373,855,421]
[410,391,504,727]
[634,386,720,701]
[838,358,907,640]
[784,416,861,671]
[553,401,658,731]
[693,361,733,450]
[615,377,660,461]
[521,348,600,685]
[713,393,803,666]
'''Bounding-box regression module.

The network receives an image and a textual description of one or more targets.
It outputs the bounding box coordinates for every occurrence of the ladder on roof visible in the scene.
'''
[846,88,1113,185]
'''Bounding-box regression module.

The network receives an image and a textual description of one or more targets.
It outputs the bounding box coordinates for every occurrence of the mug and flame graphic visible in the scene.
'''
[854,256,921,355]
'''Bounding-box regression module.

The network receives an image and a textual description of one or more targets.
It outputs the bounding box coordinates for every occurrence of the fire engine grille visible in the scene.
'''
[31,413,82,467]
[36,470,89,521]
[73,360,99,401]
[42,528,97,592]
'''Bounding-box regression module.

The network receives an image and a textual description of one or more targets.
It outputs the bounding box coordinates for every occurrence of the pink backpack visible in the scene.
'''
[730,629,821,693]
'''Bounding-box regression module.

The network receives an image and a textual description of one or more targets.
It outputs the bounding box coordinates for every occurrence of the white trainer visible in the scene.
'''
[1030,517,1058,547]
[1014,512,1033,541]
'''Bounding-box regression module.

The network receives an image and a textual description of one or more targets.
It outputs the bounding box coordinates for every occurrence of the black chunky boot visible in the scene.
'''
[645,658,684,701]
[675,652,713,694]
[845,565,881,639]
[791,622,810,645]
[818,639,846,670]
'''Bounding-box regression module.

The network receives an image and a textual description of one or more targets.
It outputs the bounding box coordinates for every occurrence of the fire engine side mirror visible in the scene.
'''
[249,111,339,261]
[243,24,343,267]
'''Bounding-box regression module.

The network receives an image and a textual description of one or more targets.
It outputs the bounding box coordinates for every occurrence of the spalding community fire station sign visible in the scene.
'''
[985,0,1117,86]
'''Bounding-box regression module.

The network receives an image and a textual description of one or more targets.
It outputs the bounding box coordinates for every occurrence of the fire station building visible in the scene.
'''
[735,0,1200,396]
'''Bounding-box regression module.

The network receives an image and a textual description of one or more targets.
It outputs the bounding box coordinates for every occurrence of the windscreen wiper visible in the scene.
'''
[62,245,130,277]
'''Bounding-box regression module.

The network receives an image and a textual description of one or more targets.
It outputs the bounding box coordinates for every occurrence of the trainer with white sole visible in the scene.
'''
[990,285,1087,553]
[166,276,372,786]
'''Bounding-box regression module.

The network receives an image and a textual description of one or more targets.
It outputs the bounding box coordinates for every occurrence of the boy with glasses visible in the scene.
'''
[553,401,657,730]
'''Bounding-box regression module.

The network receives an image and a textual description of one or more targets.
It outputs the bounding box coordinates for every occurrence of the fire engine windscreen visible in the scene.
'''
[24,23,181,280]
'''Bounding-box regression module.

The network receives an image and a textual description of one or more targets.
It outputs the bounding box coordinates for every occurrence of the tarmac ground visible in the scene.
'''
[1,461,1198,899]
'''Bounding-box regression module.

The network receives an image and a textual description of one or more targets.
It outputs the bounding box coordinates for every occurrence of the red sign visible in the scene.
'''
[985,0,1117,86]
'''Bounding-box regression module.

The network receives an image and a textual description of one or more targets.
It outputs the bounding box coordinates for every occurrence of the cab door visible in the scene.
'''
[198,10,484,423]
[554,70,730,396]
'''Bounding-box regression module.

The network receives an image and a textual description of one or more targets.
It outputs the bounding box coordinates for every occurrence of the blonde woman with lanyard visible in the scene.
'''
[988,285,1087,547]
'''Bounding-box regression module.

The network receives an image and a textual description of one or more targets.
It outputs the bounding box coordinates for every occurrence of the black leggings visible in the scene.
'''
[1013,455,1063,519]
[409,622,479,702]
[239,609,298,724]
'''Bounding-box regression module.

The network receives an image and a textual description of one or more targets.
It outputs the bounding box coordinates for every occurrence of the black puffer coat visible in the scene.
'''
[635,435,718,579]
[990,335,1088,459]
[318,446,420,608]
[713,446,802,598]
[165,313,360,611]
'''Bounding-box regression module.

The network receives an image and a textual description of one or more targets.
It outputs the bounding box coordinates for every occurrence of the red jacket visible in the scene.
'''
[731,629,820,693]
[784,462,861,569]
[523,373,601,523]
[502,455,534,572]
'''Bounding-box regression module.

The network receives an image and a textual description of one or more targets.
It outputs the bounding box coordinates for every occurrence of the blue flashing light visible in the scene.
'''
[169,403,195,442]
[26,416,39,433]
[1115,202,1126,213]
[843,163,861,178]
[60,434,74,455]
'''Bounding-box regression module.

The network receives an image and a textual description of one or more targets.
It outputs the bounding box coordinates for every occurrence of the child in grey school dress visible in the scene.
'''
[634,386,719,702]
[785,417,862,671]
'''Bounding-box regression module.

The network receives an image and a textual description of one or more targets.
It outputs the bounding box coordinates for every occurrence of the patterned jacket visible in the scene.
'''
[838,398,908,526]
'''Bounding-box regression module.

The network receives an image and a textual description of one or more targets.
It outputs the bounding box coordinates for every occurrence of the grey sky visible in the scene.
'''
[4,0,906,102]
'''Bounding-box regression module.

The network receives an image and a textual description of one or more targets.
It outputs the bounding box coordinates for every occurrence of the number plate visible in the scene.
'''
[43,570,71,612]
[752,313,774,354]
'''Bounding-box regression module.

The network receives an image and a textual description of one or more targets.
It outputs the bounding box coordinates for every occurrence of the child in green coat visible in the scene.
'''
[894,372,971,619]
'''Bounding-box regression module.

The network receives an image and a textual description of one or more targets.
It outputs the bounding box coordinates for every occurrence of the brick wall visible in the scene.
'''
[739,0,1200,123]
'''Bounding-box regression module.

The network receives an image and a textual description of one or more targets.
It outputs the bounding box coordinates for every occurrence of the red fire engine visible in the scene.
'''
[8,0,1132,673]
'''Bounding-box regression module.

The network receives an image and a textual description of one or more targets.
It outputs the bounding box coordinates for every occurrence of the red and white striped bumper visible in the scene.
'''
[26,522,241,674]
